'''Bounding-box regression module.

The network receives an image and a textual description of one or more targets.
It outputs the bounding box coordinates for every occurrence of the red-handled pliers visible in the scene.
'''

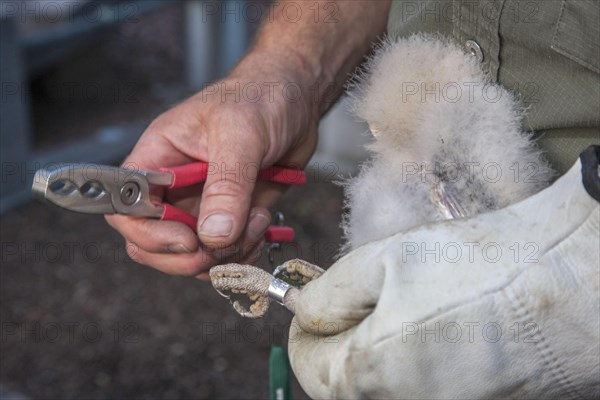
[32,162,306,242]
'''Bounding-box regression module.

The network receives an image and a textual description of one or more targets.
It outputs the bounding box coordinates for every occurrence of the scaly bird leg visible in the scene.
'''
[209,259,325,318]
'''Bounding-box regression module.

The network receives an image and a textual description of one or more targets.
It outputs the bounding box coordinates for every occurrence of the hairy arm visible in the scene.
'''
[252,0,391,114]
[106,1,391,277]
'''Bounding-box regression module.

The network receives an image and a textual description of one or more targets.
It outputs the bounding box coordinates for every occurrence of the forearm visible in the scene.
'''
[244,0,391,115]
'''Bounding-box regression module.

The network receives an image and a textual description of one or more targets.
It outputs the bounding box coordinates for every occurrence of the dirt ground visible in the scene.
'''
[1,176,343,399]
[1,3,346,399]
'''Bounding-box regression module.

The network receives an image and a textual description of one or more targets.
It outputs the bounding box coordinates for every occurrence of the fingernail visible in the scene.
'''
[167,243,193,254]
[199,214,233,237]
[248,214,270,241]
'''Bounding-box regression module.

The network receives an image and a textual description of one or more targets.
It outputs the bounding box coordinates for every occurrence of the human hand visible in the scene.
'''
[106,50,319,279]
[288,159,599,398]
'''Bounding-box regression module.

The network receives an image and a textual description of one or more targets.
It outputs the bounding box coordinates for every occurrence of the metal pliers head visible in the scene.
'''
[32,163,166,218]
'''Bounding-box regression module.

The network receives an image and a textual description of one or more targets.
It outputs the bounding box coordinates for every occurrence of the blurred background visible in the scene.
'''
[1,1,370,398]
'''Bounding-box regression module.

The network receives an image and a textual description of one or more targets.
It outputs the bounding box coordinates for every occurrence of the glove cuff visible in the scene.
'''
[581,145,600,202]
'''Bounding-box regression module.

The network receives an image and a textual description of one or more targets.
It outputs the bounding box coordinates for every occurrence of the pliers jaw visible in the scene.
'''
[32,164,164,218]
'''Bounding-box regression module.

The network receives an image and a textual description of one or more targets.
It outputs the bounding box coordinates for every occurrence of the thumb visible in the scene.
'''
[294,242,386,335]
[197,123,265,248]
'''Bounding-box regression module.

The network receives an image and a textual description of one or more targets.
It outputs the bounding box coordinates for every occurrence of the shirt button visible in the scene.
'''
[465,40,484,63]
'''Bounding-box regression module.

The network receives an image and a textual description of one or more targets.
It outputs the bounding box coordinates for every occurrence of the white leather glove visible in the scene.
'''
[289,158,600,399]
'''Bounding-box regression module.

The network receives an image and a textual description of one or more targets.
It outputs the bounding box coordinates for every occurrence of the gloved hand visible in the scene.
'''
[289,157,600,399]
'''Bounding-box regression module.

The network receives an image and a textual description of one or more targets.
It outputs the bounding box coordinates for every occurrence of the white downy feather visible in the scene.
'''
[342,34,554,252]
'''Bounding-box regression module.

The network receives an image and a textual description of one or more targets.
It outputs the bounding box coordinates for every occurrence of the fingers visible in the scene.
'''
[124,241,217,276]
[105,130,204,255]
[209,207,271,261]
[287,245,389,399]
[105,215,200,254]
[294,243,386,335]
[197,112,267,248]
[120,207,271,276]
[195,272,210,281]
[125,237,266,276]
[288,320,355,400]
[193,235,264,282]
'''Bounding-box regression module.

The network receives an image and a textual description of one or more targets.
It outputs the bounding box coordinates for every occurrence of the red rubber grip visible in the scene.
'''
[160,162,306,188]
[159,162,210,189]
[158,202,198,231]
[156,201,295,243]
[258,166,306,185]
[264,226,295,243]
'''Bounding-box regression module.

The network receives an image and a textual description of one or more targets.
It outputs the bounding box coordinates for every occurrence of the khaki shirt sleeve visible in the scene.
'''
[387,0,600,173]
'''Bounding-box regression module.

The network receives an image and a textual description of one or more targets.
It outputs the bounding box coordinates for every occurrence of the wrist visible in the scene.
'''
[232,48,321,118]
[252,37,340,115]
[232,47,320,96]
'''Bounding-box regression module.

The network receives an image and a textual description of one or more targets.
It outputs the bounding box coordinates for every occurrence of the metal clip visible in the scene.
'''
[267,278,292,305]
[267,212,285,268]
